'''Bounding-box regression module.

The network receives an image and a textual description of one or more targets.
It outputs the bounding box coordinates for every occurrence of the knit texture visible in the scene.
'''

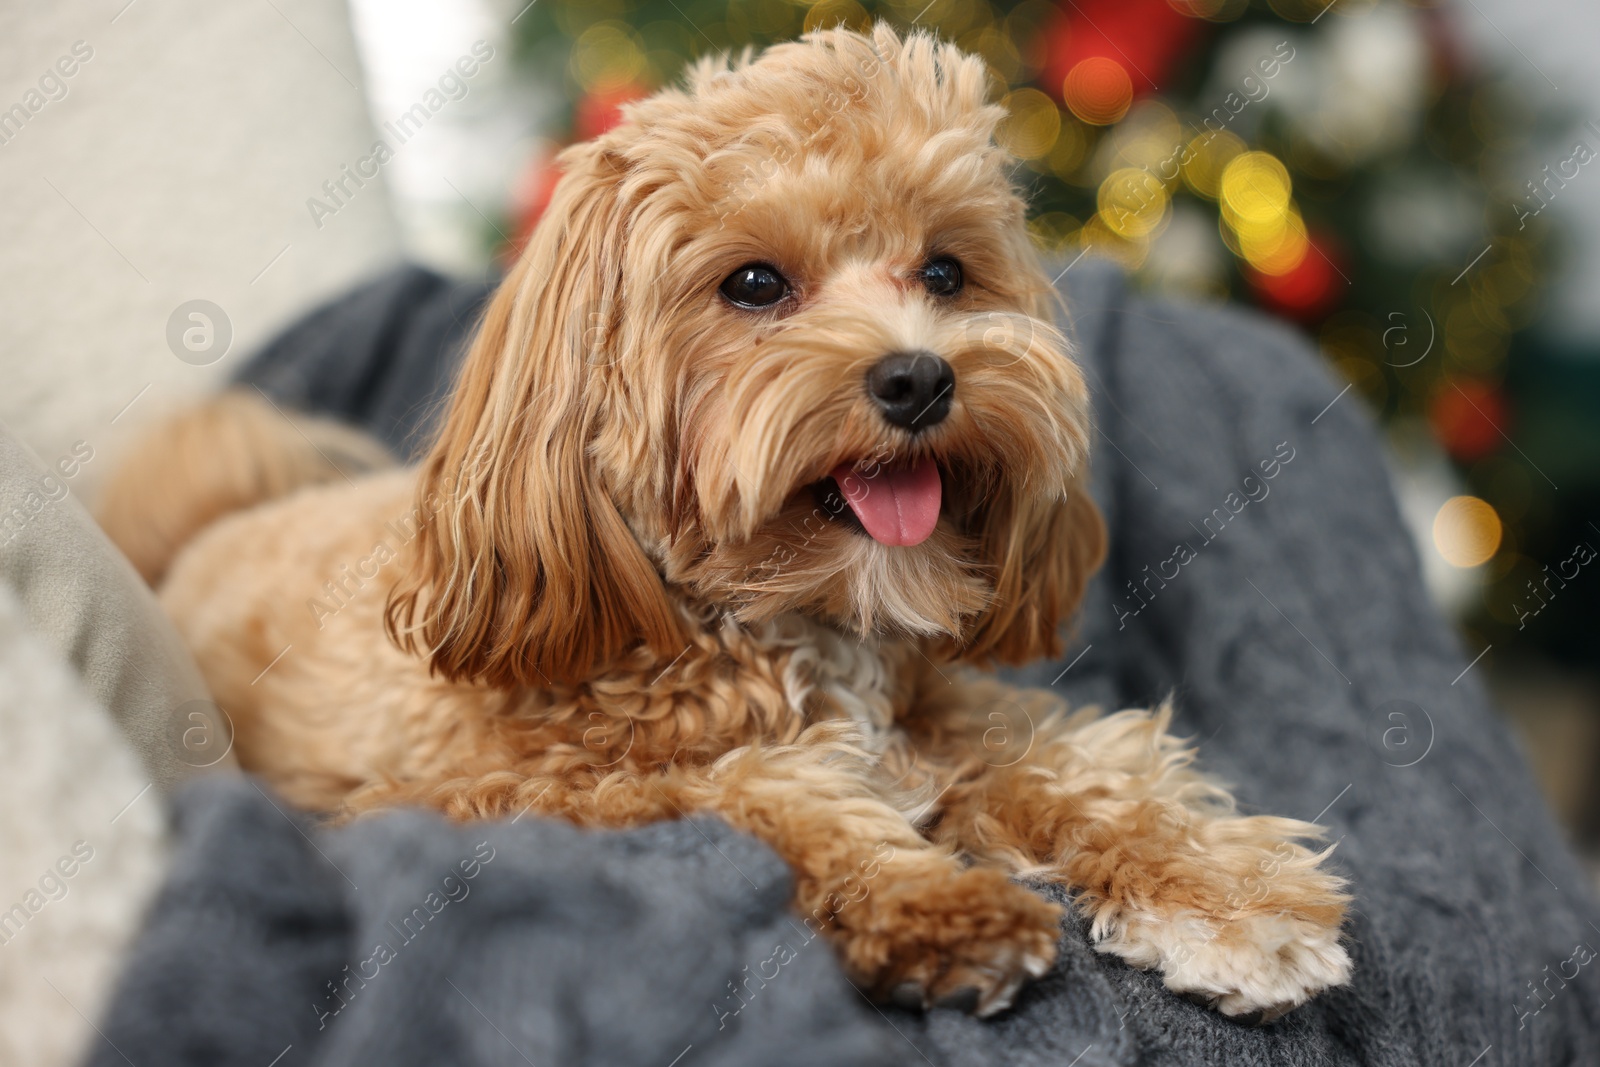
[88,262,1600,1066]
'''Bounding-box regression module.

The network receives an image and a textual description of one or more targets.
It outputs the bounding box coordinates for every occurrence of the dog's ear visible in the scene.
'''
[953,478,1106,667]
[387,143,684,687]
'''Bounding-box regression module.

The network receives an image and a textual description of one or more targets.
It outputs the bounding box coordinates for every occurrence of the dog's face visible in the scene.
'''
[389,26,1105,687]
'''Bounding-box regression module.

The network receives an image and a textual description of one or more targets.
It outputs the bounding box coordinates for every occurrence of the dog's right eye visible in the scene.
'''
[719,264,790,309]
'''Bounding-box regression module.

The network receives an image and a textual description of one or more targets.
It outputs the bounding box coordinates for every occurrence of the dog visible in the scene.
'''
[101,24,1350,1021]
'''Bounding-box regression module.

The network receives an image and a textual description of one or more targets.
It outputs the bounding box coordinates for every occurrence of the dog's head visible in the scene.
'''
[388,25,1105,687]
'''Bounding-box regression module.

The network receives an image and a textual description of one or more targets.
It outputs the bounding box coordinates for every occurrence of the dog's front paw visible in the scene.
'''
[1079,814,1352,1021]
[1094,906,1351,1022]
[835,867,1062,1017]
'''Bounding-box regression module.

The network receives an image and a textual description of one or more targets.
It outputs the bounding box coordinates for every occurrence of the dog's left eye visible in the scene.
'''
[720,264,790,309]
[919,257,964,297]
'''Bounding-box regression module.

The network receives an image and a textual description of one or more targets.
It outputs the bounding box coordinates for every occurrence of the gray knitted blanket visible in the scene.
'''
[89,263,1600,1066]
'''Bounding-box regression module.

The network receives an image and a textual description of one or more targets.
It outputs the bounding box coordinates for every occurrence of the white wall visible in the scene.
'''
[0,0,403,483]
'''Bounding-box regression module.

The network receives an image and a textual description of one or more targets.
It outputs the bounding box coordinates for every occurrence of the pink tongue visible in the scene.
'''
[830,458,942,547]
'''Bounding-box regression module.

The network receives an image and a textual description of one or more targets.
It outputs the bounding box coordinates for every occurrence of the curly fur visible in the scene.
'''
[103,24,1349,1019]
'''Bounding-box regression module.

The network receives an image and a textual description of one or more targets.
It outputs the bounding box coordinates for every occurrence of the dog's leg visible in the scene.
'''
[670,726,1064,1015]
[907,678,1351,1021]
[349,724,1062,1016]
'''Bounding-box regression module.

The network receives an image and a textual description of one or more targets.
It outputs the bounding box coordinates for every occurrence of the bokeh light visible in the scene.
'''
[1062,56,1133,126]
[1220,152,1292,226]
[1433,495,1503,568]
[1233,208,1309,275]
[506,0,1576,670]
[1246,235,1342,318]
[570,22,647,92]
[1027,210,1081,254]
[1045,118,1092,182]
[1429,379,1508,462]
[1217,152,1311,277]
[1098,167,1170,239]
[1180,131,1246,200]
[803,0,872,33]
[998,88,1062,160]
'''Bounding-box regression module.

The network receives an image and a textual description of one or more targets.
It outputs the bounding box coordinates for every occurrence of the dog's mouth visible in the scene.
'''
[810,456,944,547]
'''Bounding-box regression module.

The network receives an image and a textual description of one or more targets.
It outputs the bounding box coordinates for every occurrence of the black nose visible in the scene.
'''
[866,350,955,430]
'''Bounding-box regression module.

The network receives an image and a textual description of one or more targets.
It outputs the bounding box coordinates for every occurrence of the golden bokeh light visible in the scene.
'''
[1027,211,1081,254]
[1433,495,1503,568]
[1046,118,1093,183]
[1233,207,1310,275]
[1214,151,1308,273]
[998,88,1061,160]
[1079,214,1151,270]
[803,0,871,34]
[1110,101,1182,170]
[1180,131,1245,199]
[1063,57,1134,126]
[961,26,1023,84]
[1098,167,1171,239]
[1220,151,1293,225]
[570,22,647,92]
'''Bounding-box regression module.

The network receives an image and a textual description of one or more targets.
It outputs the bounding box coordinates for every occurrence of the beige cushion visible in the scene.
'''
[0,0,403,483]
[0,423,235,791]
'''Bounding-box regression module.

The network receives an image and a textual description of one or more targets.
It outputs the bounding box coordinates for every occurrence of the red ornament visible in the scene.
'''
[1041,0,1201,100]
[574,84,648,141]
[1244,234,1346,322]
[510,83,650,253]
[1429,379,1508,462]
[510,153,563,253]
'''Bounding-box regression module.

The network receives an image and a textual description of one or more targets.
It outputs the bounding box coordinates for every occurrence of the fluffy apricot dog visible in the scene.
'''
[103,25,1350,1020]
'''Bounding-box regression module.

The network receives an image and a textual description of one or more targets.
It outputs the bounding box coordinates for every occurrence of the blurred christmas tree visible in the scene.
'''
[508,0,1597,663]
